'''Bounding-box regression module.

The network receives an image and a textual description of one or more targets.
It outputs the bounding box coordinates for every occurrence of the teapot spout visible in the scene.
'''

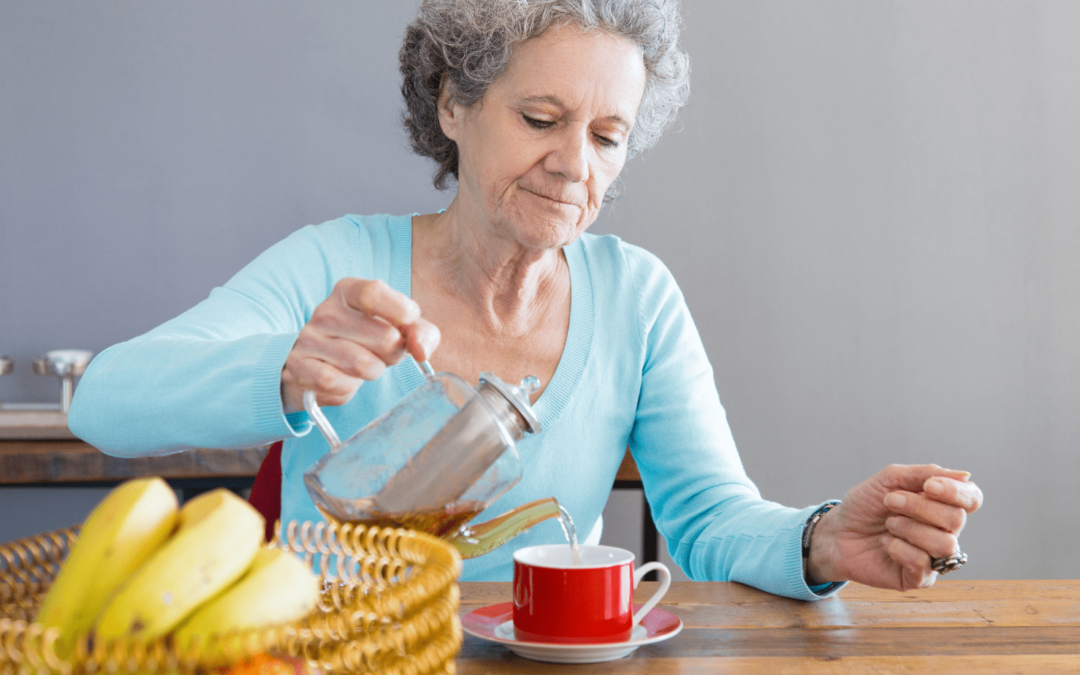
[446,497,561,559]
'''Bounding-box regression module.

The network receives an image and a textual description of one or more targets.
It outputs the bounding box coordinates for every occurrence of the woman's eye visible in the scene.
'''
[523,115,555,130]
[595,134,620,149]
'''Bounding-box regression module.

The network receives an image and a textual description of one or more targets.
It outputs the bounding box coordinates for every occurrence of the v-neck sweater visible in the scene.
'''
[69,214,840,599]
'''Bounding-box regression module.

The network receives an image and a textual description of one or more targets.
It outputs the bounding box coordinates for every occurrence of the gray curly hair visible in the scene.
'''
[400,0,691,192]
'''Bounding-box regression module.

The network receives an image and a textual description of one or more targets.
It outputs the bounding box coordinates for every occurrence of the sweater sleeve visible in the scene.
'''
[625,246,844,601]
[68,220,362,456]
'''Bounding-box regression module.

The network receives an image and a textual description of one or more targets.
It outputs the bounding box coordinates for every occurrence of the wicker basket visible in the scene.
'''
[0,519,462,675]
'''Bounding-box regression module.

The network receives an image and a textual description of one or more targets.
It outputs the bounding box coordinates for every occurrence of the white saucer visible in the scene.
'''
[460,602,683,664]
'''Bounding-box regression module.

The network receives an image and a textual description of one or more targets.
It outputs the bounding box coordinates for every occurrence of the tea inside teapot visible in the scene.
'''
[313,499,487,539]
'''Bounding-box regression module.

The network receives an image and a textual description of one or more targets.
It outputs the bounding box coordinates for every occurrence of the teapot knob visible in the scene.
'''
[478,372,542,437]
[520,376,541,395]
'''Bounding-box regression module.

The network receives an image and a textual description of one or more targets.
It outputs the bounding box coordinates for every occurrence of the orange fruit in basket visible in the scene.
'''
[212,654,319,675]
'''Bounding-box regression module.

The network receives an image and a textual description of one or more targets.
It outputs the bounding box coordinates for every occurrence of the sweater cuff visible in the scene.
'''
[251,332,311,438]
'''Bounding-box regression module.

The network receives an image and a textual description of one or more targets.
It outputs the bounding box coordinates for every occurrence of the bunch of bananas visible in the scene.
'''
[35,477,319,658]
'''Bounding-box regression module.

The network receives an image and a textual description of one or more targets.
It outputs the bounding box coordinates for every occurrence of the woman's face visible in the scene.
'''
[439,23,647,251]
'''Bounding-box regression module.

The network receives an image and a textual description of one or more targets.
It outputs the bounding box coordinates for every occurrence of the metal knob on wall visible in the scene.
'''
[32,350,94,413]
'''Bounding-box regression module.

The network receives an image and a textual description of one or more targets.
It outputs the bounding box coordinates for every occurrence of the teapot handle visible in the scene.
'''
[303,390,343,452]
[445,497,562,559]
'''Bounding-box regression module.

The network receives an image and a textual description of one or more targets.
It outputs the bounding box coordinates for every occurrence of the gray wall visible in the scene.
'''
[2,2,1077,580]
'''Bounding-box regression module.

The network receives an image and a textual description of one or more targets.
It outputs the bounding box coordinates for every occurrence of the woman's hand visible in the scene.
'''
[806,464,984,592]
[281,278,441,413]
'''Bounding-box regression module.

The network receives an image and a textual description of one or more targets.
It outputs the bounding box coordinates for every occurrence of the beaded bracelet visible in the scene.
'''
[802,500,841,590]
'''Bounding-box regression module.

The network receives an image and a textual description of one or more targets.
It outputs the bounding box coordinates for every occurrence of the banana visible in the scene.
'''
[36,477,179,656]
[94,488,264,641]
[173,547,320,655]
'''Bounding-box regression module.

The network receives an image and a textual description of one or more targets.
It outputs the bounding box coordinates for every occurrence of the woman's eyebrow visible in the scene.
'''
[518,95,631,129]
[518,95,564,108]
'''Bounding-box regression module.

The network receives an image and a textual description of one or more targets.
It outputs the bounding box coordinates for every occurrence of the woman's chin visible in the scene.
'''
[509,217,586,251]
[499,204,591,251]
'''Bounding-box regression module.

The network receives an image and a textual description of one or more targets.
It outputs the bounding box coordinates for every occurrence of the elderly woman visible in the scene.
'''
[69,0,982,597]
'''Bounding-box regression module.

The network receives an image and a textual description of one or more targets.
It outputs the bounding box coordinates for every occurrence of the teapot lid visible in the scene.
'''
[479,372,542,435]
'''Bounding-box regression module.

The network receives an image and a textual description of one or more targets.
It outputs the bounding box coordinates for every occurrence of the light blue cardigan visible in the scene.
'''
[69,214,841,599]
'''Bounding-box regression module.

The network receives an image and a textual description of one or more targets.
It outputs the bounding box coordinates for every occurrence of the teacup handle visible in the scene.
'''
[631,561,672,626]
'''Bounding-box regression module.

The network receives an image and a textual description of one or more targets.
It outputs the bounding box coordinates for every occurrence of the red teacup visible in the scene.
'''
[512,544,671,644]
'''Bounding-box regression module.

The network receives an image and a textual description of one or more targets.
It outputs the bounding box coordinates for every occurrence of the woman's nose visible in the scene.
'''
[545,128,589,183]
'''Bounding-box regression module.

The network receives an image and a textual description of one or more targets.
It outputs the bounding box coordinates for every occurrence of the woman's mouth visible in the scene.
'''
[520,187,583,209]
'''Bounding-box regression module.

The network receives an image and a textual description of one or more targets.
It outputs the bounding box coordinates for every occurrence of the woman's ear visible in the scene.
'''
[437,75,462,141]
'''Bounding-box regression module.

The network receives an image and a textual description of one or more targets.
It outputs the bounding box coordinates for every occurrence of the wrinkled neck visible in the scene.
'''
[414,204,568,337]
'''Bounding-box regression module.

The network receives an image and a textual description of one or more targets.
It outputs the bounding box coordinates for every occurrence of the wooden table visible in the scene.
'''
[457,580,1080,673]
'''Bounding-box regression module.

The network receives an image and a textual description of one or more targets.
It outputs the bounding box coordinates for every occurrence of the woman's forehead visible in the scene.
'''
[497,24,646,119]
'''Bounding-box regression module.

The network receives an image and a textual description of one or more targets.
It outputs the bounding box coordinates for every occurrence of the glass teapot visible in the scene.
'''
[302,361,562,558]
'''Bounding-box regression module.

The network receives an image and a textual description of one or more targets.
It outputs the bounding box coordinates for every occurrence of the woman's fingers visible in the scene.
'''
[924,476,984,513]
[297,309,404,361]
[884,490,967,534]
[881,472,982,538]
[281,278,440,413]
[283,356,362,408]
[404,319,441,363]
[885,516,959,560]
[836,464,982,593]
[330,315,407,365]
[312,278,433,368]
[882,534,937,590]
[339,278,421,328]
[319,337,390,381]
